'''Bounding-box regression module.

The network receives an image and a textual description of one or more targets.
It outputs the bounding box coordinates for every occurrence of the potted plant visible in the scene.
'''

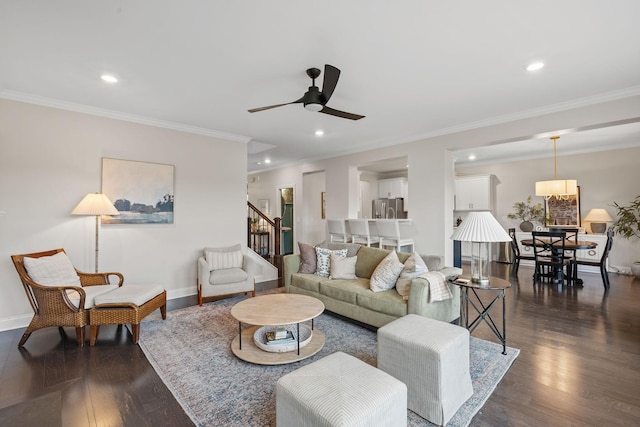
[507,195,545,232]
[610,195,640,277]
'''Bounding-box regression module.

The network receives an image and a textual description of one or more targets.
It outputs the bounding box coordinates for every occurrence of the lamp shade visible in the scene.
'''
[71,193,120,216]
[535,179,578,198]
[450,211,511,243]
[584,208,613,223]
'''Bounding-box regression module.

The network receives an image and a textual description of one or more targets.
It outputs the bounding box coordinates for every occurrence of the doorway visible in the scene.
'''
[279,187,294,255]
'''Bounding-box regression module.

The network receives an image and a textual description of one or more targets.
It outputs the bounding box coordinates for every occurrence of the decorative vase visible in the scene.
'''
[631,262,640,278]
[519,221,534,232]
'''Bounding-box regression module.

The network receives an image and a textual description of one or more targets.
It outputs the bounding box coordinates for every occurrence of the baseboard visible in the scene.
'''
[0,286,198,333]
[0,313,33,333]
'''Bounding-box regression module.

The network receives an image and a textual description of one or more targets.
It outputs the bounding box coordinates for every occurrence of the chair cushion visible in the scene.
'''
[93,284,165,306]
[205,244,243,270]
[209,267,248,285]
[67,285,119,308]
[23,252,80,287]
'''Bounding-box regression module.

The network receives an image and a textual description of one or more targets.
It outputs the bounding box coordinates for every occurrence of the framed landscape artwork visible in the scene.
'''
[101,158,175,224]
[545,186,581,227]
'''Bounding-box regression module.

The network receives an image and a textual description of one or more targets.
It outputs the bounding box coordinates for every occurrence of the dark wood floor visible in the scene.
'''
[1,267,639,426]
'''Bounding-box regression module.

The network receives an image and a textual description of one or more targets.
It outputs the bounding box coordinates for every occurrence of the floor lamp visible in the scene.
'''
[72,193,119,273]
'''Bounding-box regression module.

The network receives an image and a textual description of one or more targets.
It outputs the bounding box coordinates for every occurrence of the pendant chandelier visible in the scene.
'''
[535,136,577,200]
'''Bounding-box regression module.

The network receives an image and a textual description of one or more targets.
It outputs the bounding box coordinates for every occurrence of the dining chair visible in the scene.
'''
[574,230,614,290]
[376,219,414,253]
[508,228,535,276]
[327,219,352,243]
[531,230,572,284]
[347,219,380,247]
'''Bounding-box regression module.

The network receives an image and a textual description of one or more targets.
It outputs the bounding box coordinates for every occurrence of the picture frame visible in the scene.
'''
[101,158,175,224]
[321,192,326,219]
[258,199,270,216]
[545,186,581,227]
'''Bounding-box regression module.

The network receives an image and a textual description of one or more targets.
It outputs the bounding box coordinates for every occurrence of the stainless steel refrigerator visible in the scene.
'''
[372,198,407,219]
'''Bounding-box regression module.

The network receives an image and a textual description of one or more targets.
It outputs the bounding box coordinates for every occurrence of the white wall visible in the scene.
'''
[248,95,640,267]
[0,99,248,330]
[456,146,640,270]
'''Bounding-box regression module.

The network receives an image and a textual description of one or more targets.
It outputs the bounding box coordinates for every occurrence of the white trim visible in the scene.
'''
[0,287,197,332]
[0,90,252,143]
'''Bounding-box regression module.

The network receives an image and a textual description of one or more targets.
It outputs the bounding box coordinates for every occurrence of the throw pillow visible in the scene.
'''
[395,251,429,297]
[298,242,317,274]
[369,251,404,292]
[205,244,243,270]
[329,253,357,280]
[315,247,348,278]
[23,252,81,287]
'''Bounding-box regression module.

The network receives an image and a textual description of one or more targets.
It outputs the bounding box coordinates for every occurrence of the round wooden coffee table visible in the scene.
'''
[230,293,325,365]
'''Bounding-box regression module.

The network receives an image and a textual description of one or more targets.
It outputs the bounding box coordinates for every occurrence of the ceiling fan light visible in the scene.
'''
[304,102,323,112]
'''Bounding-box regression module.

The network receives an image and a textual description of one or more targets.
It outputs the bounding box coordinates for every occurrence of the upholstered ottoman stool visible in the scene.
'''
[276,351,407,427]
[89,284,166,346]
[377,314,473,426]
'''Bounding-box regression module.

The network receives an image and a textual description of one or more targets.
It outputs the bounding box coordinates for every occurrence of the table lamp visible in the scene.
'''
[584,208,613,234]
[450,212,511,286]
[72,193,120,272]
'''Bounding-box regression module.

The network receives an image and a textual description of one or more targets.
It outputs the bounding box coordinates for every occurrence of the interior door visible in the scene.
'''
[280,187,294,254]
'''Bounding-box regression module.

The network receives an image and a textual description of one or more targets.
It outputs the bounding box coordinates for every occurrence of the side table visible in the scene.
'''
[452,275,511,355]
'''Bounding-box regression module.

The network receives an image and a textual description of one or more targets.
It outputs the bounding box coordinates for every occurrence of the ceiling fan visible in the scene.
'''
[248,64,365,120]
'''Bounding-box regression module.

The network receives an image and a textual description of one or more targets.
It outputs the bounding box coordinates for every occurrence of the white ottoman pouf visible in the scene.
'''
[377,314,473,426]
[276,351,407,427]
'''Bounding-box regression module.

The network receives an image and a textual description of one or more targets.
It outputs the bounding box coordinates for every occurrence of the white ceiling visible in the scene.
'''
[2,1,640,173]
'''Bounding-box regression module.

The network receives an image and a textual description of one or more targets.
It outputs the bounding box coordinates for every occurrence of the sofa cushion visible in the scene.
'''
[205,244,243,270]
[355,246,393,279]
[396,252,429,297]
[320,278,370,304]
[316,240,362,257]
[357,289,407,318]
[298,242,317,274]
[23,252,80,287]
[315,247,348,278]
[290,273,324,294]
[330,254,357,279]
[209,267,248,285]
[370,251,404,292]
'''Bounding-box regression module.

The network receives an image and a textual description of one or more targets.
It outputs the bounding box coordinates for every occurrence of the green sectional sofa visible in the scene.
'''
[283,245,462,328]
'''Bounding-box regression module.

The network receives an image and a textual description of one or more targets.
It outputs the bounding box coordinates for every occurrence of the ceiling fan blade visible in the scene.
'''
[248,97,304,113]
[320,106,365,120]
[321,65,340,102]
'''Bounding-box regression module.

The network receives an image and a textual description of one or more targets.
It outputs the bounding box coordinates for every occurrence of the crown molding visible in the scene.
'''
[0,90,252,143]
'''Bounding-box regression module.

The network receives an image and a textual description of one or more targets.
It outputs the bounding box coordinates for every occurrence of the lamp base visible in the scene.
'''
[472,276,490,287]
[590,222,606,234]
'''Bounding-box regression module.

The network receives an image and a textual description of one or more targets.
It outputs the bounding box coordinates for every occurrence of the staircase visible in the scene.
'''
[248,201,283,278]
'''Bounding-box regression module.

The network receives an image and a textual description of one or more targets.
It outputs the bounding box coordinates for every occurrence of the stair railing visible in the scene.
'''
[247,201,282,277]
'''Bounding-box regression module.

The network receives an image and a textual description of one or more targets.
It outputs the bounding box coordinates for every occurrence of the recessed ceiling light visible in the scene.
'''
[101,74,118,83]
[468,155,476,161]
[264,159,271,164]
[256,161,262,165]
[525,62,544,72]
[315,130,324,136]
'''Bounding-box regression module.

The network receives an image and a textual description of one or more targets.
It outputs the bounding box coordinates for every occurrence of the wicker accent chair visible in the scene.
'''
[11,248,124,347]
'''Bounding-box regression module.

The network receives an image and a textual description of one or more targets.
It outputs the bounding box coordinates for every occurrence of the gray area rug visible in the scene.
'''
[138,293,519,426]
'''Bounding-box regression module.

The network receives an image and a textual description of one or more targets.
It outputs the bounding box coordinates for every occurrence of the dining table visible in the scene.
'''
[520,238,598,285]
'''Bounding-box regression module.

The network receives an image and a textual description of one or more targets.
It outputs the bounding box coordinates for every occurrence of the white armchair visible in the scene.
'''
[197,244,257,306]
